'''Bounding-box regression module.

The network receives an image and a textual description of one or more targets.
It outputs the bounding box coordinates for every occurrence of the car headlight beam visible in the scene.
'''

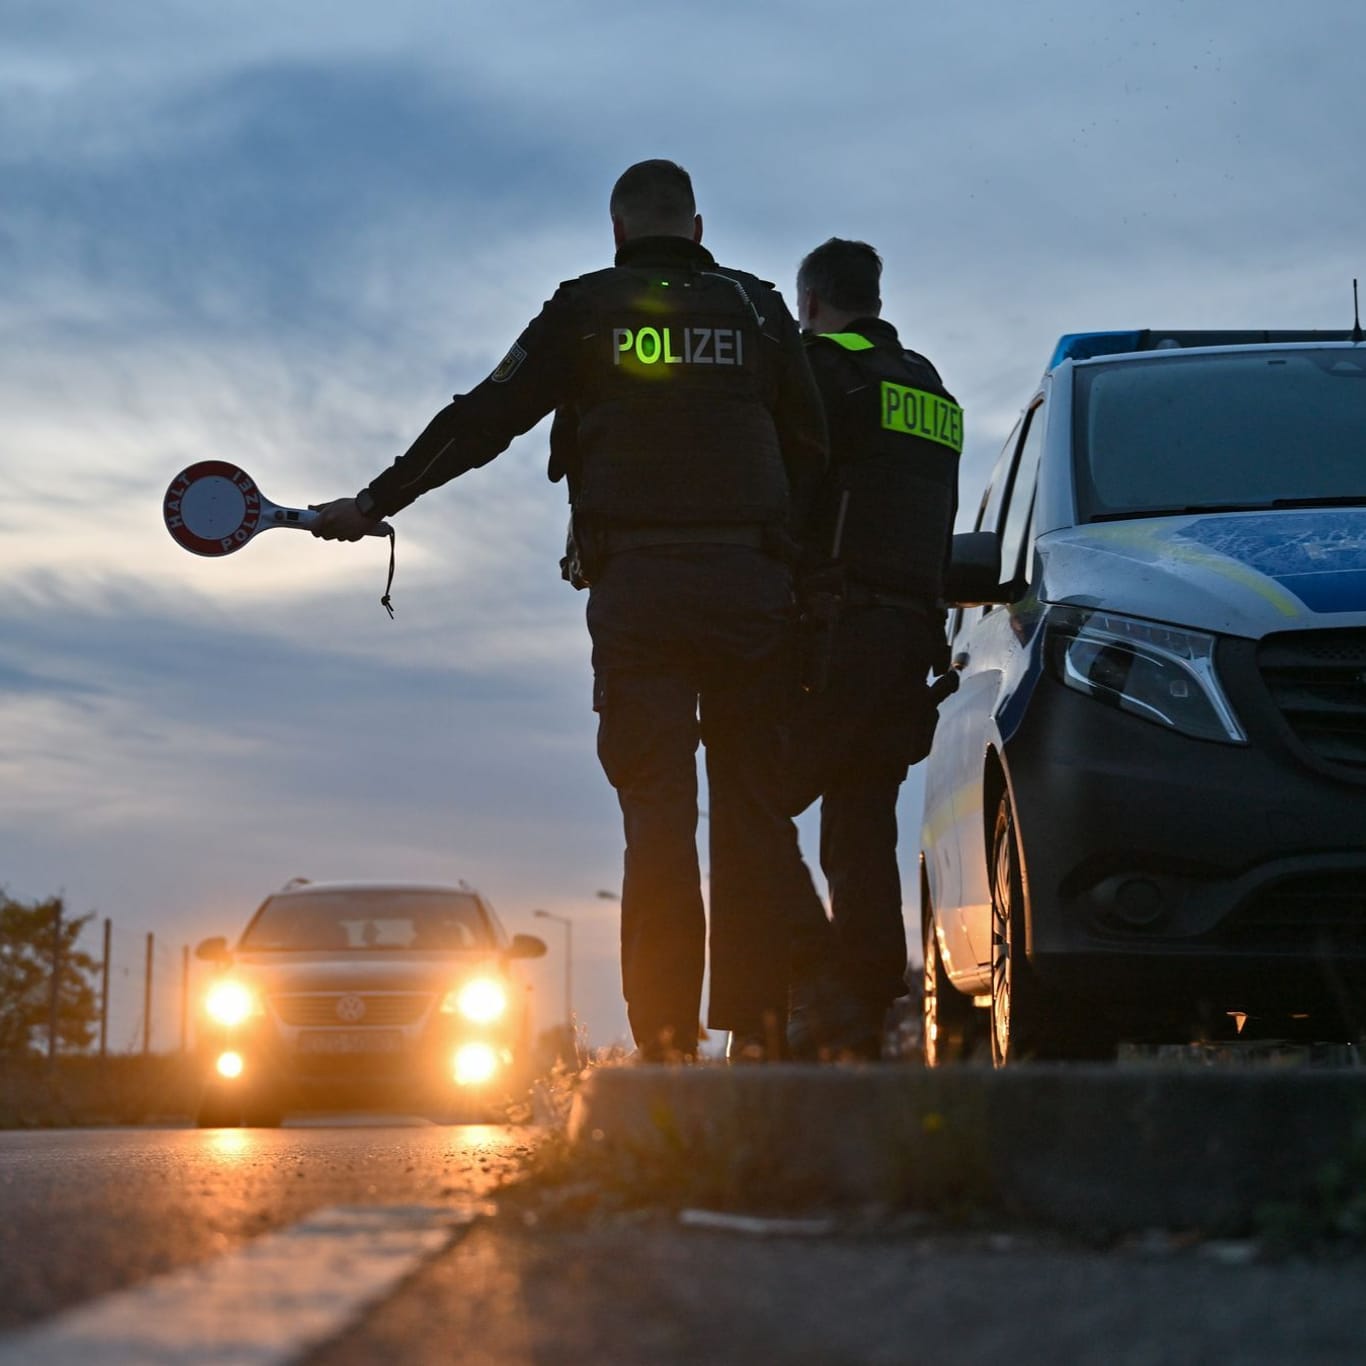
[1051,607,1247,743]
[205,980,260,1027]
[441,978,507,1024]
[453,1042,500,1087]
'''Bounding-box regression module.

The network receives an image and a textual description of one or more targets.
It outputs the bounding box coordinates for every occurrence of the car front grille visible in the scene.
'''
[270,993,433,1027]
[1258,628,1366,775]
[1223,872,1366,951]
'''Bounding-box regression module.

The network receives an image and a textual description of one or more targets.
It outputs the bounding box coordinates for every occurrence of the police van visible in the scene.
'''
[920,329,1366,1064]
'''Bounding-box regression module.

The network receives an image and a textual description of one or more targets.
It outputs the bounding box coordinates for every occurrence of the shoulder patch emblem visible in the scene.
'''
[490,342,527,383]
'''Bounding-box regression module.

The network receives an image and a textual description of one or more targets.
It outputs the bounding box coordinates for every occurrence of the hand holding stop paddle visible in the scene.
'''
[162,462,397,616]
[308,497,387,542]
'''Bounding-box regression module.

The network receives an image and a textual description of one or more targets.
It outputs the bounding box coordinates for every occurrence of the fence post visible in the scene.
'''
[47,899,64,1068]
[180,945,190,1054]
[99,918,111,1059]
[143,932,154,1056]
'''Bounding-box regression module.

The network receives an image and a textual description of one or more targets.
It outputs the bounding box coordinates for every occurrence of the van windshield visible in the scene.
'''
[239,889,492,952]
[1073,348,1366,522]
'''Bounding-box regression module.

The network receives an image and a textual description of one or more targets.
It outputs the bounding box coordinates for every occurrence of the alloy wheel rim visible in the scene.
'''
[991,813,1014,1063]
[923,927,940,1065]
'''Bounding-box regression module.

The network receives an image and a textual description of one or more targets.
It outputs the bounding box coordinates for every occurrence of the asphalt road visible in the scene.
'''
[4,1119,1364,1365]
[0,1120,529,1334]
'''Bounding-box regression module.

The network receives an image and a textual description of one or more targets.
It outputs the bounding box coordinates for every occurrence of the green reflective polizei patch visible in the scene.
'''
[880,380,964,453]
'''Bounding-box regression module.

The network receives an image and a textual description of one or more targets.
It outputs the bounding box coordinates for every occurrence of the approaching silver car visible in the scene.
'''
[194,879,546,1125]
[921,329,1366,1065]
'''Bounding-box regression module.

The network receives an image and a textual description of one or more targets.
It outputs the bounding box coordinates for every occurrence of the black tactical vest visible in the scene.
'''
[560,264,791,526]
[806,330,962,599]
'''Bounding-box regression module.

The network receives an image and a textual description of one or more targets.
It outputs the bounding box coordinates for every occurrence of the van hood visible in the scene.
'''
[1038,507,1366,637]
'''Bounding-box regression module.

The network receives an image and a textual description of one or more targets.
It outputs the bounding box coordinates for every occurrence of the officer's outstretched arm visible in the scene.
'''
[350,291,581,520]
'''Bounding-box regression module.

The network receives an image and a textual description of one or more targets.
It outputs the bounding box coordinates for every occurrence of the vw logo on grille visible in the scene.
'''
[334,994,367,1023]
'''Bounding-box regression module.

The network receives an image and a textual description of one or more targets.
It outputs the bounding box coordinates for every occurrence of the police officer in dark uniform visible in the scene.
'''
[311,160,829,1062]
[785,238,963,1059]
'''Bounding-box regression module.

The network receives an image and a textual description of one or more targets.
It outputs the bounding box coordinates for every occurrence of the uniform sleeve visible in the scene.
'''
[365,288,581,516]
[930,363,961,583]
[803,342,850,431]
[766,298,828,537]
[905,348,948,392]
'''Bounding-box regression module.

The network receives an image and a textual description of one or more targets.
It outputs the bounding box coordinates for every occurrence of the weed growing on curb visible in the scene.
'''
[1255,1112,1366,1254]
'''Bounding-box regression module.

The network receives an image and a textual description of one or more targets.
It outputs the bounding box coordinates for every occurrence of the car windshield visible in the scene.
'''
[238,889,492,952]
[1073,348,1366,522]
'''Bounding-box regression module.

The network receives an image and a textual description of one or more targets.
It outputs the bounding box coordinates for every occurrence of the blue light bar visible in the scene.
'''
[1048,332,1144,369]
[1048,329,1357,371]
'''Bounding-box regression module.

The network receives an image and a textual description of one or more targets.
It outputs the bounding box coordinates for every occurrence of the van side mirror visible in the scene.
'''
[507,933,547,960]
[195,936,231,964]
[945,532,1010,607]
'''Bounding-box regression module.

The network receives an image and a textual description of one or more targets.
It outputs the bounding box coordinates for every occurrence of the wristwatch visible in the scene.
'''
[355,487,382,520]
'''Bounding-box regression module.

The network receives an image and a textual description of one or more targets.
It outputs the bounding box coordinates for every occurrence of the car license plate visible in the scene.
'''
[297,1029,404,1054]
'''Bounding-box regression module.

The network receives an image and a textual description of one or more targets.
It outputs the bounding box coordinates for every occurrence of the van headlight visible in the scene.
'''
[205,980,261,1027]
[440,978,507,1024]
[1049,607,1246,743]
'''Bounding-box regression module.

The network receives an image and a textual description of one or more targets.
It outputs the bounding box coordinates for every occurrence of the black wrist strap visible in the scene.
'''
[380,526,396,619]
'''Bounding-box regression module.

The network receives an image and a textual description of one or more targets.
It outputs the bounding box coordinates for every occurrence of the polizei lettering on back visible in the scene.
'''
[880,381,964,454]
[612,326,745,368]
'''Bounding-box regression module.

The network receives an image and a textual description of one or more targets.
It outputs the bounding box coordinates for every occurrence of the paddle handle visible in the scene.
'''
[267,505,393,538]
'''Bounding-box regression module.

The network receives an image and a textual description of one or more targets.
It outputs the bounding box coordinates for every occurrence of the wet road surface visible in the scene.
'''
[0,1119,528,1333]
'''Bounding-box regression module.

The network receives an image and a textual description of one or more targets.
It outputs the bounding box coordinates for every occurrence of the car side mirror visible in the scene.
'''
[945,532,1010,607]
[507,933,548,960]
[195,936,231,964]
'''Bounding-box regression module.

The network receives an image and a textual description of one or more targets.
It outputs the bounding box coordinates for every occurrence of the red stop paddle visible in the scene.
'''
[163,461,396,614]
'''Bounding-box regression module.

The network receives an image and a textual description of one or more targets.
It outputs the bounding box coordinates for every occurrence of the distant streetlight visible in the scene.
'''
[533,910,573,1032]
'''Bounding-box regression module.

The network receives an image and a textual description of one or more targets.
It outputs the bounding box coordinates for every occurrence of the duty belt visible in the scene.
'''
[602,524,768,555]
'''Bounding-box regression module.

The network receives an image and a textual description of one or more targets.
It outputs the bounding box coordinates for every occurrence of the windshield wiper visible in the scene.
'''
[1090,496,1366,522]
[1089,502,1274,522]
[1270,495,1366,509]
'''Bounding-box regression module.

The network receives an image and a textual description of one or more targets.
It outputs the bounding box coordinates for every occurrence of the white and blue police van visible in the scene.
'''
[920,328,1366,1064]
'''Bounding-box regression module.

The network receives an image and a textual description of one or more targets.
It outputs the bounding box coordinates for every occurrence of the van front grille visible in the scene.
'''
[1258,629,1366,775]
[1223,872,1366,951]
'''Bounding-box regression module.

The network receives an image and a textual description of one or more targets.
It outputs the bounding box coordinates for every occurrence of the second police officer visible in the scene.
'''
[311,160,833,1062]
[785,238,964,1060]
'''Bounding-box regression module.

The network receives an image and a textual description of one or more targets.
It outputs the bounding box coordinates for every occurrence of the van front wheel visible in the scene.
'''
[989,794,1113,1065]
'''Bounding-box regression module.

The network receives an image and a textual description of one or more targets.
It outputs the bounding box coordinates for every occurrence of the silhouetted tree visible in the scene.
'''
[0,893,99,1056]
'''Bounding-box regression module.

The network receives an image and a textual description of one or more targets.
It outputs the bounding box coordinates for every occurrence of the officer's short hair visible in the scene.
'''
[798,238,883,315]
[610,160,697,237]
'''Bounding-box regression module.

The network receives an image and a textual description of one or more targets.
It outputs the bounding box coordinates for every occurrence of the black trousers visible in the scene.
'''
[587,545,823,1054]
[788,602,939,1009]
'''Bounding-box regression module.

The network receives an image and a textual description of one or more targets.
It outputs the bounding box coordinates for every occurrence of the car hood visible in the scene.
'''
[227,951,501,994]
[1038,507,1366,637]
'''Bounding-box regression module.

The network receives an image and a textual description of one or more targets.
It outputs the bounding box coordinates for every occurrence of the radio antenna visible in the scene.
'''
[1353,278,1363,344]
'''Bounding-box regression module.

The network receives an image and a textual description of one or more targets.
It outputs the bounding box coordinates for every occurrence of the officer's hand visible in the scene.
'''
[931,608,952,675]
[931,637,952,677]
[309,498,377,542]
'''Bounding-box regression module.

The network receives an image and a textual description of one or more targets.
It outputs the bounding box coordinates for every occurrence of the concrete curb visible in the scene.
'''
[567,1065,1366,1232]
